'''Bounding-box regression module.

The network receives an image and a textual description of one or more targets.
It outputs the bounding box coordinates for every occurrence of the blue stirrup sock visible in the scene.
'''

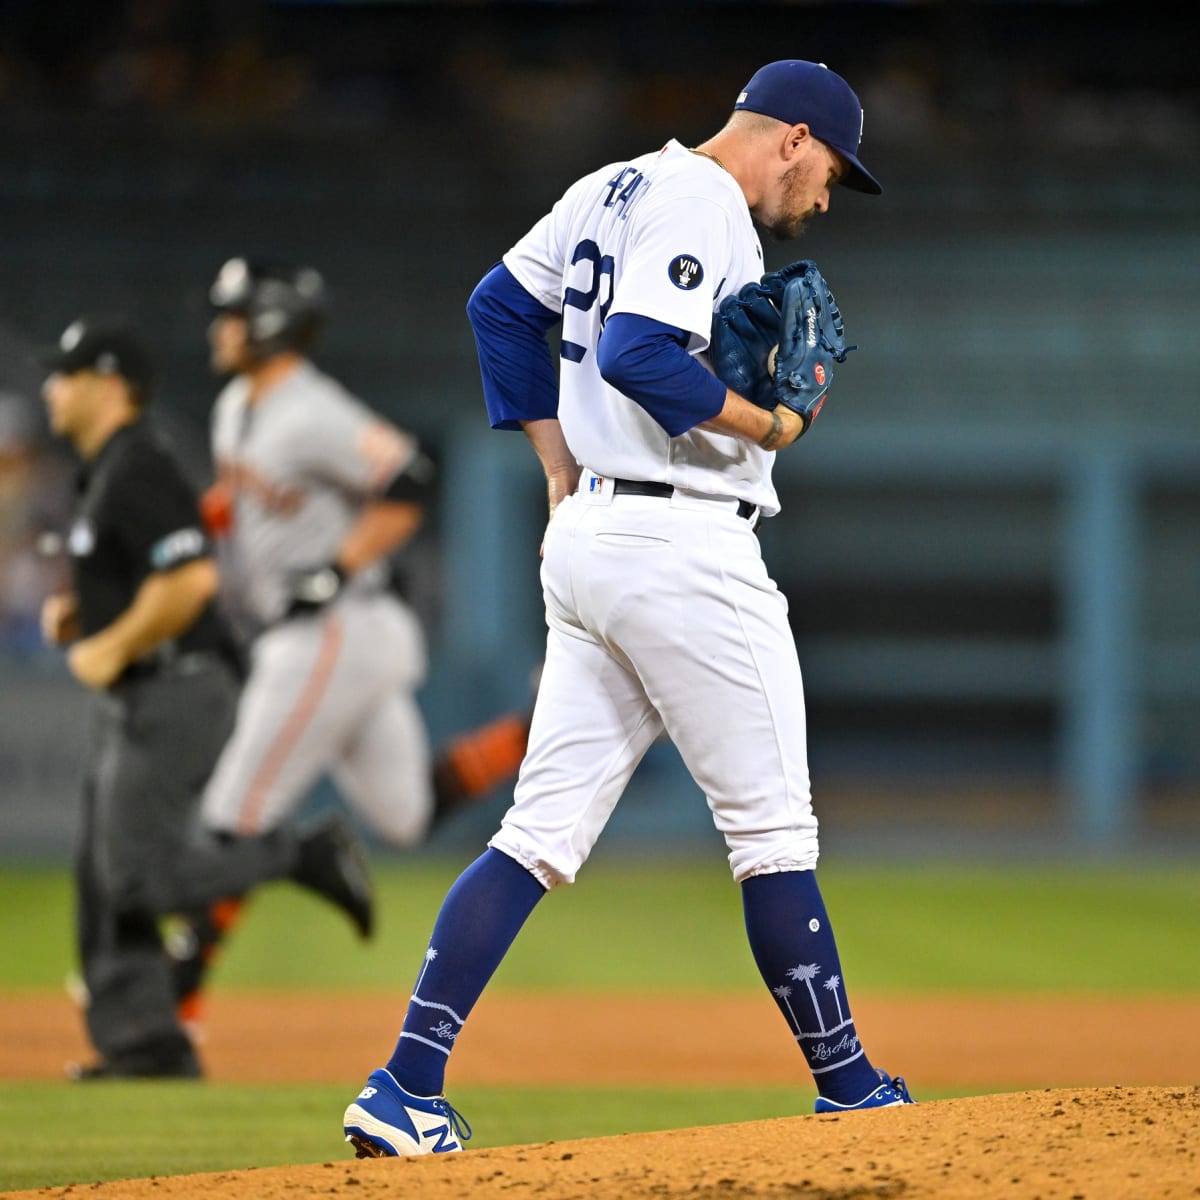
[386,848,546,1096]
[742,869,882,1105]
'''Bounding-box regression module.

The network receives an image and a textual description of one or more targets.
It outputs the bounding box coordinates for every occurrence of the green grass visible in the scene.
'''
[0,1082,348,1188]
[1,856,1197,1191]
[2,856,1199,995]
[0,1080,870,1190]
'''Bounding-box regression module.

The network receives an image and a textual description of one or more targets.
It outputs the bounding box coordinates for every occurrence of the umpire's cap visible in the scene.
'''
[734,60,882,195]
[40,318,156,403]
[209,257,327,356]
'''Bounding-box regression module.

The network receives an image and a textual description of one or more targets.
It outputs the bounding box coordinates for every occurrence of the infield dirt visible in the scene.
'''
[3,991,1199,1198]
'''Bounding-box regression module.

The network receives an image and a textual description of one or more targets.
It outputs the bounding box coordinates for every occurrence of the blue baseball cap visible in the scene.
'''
[734,60,882,195]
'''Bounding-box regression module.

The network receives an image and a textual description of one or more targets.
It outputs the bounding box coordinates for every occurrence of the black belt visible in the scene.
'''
[118,648,230,685]
[612,478,757,522]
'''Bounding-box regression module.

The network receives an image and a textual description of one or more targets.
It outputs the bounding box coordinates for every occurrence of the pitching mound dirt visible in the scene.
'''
[5,993,1200,1197]
[8,1086,1199,1200]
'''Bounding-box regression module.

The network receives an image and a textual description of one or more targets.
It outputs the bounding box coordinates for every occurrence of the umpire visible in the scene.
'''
[39,317,372,1079]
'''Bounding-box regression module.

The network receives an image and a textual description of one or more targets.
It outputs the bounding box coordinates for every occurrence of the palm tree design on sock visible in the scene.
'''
[772,984,801,1035]
[413,946,438,996]
[823,974,846,1025]
[787,962,826,1034]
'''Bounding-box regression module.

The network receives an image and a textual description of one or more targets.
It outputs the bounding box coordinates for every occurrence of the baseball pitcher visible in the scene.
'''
[343,60,913,1157]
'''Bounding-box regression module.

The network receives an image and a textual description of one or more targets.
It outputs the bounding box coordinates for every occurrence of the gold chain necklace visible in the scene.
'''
[690,148,731,175]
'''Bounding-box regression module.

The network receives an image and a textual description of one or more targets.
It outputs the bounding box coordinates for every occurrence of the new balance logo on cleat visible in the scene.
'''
[425,1121,457,1154]
[406,1102,461,1151]
[343,1067,472,1158]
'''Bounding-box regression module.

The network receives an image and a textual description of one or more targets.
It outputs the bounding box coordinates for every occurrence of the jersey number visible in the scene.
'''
[561,239,614,365]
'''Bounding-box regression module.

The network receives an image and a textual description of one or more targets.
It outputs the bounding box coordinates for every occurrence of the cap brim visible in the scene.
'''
[838,152,883,195]
[35,344,73,373]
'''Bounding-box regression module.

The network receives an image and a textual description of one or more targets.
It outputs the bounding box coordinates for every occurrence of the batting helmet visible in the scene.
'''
[208,257,327,357]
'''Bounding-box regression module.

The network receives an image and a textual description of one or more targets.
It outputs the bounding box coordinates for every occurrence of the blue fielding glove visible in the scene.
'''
[710,260,856,435]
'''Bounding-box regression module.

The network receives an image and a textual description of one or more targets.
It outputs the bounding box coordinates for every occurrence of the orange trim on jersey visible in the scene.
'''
[236,615,344,834]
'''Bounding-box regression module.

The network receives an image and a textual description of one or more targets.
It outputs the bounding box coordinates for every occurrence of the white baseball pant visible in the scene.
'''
[490,477,819,887]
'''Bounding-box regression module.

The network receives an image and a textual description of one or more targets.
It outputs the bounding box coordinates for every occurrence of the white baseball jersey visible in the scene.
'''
[210,360,414,630]
[504,138,780,516]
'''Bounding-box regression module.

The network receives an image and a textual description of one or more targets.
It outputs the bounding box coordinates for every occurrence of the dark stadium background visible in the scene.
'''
[1,0,1196,858]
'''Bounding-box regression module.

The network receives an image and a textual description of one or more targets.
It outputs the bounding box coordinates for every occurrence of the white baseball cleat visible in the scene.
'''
[343,1067,471,1157]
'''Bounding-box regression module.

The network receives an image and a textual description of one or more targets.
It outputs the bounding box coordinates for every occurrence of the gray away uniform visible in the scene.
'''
[203,361,434,844]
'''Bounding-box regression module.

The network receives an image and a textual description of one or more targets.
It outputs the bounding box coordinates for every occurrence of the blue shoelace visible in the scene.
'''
[435,1097,473,1143]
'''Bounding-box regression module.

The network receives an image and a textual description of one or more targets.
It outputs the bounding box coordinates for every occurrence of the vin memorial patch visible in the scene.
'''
[668,254,704,290]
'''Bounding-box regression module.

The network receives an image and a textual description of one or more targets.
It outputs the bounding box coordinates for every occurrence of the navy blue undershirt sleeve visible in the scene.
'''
[596,313,727,437]
[466,263,561,430]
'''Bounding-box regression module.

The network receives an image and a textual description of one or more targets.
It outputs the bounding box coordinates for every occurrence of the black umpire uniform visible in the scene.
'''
[42,319,240,1077]
[41,318,374,1079]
